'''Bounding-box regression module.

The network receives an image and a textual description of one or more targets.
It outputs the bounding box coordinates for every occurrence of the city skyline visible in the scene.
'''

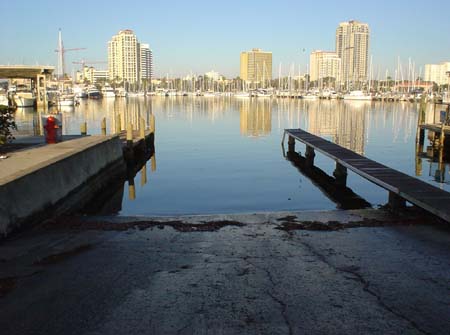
[1,0,449,78]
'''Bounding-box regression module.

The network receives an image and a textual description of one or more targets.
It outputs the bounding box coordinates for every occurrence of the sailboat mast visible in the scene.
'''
[58,29,64,80]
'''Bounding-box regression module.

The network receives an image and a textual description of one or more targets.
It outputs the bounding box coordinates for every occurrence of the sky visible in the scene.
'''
[1,0,449,78]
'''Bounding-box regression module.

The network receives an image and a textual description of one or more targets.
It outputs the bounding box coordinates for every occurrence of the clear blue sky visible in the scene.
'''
[1,0,449,78]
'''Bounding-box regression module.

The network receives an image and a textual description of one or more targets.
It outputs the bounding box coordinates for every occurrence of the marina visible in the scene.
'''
[1,4,450,334]
[9,96,450,218]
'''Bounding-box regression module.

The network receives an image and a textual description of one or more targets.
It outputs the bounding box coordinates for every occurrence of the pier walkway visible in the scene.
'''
[283,128,450,222]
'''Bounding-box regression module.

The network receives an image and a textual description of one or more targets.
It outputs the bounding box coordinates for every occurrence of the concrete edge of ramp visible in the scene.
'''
[0,135,123,236]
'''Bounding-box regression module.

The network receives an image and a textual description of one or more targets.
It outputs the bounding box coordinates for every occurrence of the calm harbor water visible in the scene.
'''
[13,97,450,216]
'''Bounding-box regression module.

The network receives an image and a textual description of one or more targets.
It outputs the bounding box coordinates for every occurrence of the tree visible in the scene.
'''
[0,106,17,145]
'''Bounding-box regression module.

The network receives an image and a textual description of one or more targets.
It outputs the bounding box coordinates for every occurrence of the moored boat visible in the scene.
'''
[58,94,75,106]
[101,86,116,98]
[14,91,35,107]
[87,86,101,99]
[343,90,372,101]
[234,92,250,98]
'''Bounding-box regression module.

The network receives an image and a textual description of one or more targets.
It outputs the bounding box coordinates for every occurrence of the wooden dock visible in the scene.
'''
[283,128,450,222]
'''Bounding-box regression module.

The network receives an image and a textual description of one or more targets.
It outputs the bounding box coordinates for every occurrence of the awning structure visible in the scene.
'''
[0,65,55,79]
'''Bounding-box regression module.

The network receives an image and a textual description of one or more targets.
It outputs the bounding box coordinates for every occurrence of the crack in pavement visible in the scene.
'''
[298,238,432,335]
[267,291,294,335]
[244,257,293,334]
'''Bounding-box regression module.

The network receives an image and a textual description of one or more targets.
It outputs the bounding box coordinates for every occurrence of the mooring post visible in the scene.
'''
[126,123,133,148]
[80,122,87,136]
[101,117,107,136]
[439,124,445,148]
[305,145,315,168]
[140,163,147,186]
[415,157,422,176]
[128,178,136,200]
[288,136,295,153]
[151,154,156,172]
[150,114,155,134]
[139,117,146,139]
[333,162,348,187]
[418,128,425,146]
[116,114,122,134]
[388,191,406,209]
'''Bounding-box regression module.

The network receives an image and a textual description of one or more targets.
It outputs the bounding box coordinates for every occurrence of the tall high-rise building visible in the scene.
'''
[139,43,153,83]
[425,62,450,85]
[309,50,341,83]
[108,30,139,84]
[240,48,272,84]
[335,20,370,86]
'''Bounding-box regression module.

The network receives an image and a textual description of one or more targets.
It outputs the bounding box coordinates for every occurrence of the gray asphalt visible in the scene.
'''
[0,209,449,335]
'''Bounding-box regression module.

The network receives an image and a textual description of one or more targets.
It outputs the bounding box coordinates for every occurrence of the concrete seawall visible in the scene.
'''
[0,135,123,236]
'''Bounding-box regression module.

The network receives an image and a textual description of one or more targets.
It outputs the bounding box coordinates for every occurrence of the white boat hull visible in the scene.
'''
[344,91,372,101]
[59,99,75,106]
[343,96,372,101]
[14,96,35,107]
[0,95,8,107]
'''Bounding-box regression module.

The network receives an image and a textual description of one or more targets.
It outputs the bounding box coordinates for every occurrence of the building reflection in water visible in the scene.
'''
[239,99,272,137]
[306,100,367,155]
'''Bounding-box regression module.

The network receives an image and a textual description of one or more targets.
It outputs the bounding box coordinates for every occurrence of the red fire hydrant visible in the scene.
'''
[44,116,59,144]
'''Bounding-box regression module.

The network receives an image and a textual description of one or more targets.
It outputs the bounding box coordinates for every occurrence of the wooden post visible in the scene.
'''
[126,123,133,147]
[305,145,315,168]
[439,124,445,148]
[288,136,295,153]
[151,154,156,172]
[418,128,425,146]
[333,162,348,187]
[150,114,155,134]
[80,122,87,136]
[101,117,107,135]
[116,114,122,134]
[415,155,422,176]
[139,117,145,139]
[128,178,136,200]
[140,163,147,186]
[388,192,406,209]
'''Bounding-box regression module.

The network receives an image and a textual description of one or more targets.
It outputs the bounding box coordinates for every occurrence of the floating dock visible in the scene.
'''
[284,128,450,222]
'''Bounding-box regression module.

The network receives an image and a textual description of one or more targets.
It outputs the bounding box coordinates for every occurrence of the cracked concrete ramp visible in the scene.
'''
[0,209,449,334]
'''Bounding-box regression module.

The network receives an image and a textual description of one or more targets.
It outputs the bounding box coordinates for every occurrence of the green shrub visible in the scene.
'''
[0,105,17,145]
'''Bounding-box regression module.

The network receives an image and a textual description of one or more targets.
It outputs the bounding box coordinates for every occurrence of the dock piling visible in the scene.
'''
[388,191,406,209]
[126,123,133,147]
[141,163,147,186]
[333,162,348,187]
[305,145,315,168]
[116,114,122,134]
[288,136,295,153]
[128,177,136,200]
[151,154,156,172]
[101,117,107,135]
[80,122,87,136]
[150,114,155,134]
[139,117,146,139]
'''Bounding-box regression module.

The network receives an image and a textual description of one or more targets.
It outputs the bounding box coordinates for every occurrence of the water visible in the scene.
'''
[13,97,450,216]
